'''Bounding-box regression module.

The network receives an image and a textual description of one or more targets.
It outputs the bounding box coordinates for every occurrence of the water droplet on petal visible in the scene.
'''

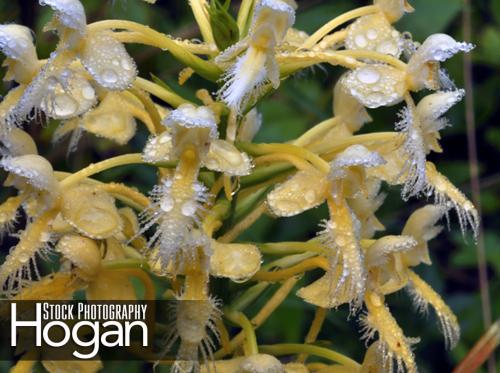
[81,86,95,100]
[181,200,197,217]
[356,67,380,84]
[367,29,378,40]
[53,94,79,117]
[355,34,368,48]
[101,69,118,84]
[160,196,174,212]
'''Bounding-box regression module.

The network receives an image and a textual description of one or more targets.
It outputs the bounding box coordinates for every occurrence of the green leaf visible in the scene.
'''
[492,0,500,25]
[476,27,500,67]
[486,127,500,151]
[398,0,462,40]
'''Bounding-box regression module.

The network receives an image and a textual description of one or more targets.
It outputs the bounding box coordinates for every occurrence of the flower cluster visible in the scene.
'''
[0,0,479,372]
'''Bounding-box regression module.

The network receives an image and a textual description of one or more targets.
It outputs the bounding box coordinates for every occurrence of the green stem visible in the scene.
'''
[226,311,259,355]
[228,282,270,313]
[240,163,293,188]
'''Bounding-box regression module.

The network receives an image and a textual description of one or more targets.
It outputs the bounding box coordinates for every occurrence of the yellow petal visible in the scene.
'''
[61,185,122,239]
[238,354,284,373]
[374,0,414,23]
[86,269,136,300]
[41,71,96,119]
[204,139,253,176]
[42,360,103,373]
[56,234,101,281]
[210,240,261,282]
[142,131,173,163]
[0,154,58,193]
[297,269,353,309]
[12,273,80,301]
[342,64,406,108]
[267,169,328,217]
[333,78,372,133]
[82,92,137,145]
[345,13,402,57]
[81,31,137,90]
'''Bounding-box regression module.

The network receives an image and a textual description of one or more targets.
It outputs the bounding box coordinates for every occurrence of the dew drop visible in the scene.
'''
[356,67,381,84]
[376,41,399,56]
[305,190,316,203]
[160,196,174,212]
[18,253,30,263]
[81,86,95,101]
[181,200,197,217]
[101,69,118,84]
[367,29,378,40]
[53,95,78,117]
[354,34,368,48]
[121,58,133,71]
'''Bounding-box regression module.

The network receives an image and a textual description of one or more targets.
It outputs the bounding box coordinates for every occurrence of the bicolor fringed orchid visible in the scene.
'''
[2,0,137,129]
[293,149,382,310]
[0,0,483,371]
[216,0,297,112]
[139,103,253,274]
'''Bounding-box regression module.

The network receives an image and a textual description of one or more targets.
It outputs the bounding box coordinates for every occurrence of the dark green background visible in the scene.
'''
[1,0,499,371]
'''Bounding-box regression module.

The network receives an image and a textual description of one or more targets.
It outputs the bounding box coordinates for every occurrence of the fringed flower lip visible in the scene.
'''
[216,0,297,112]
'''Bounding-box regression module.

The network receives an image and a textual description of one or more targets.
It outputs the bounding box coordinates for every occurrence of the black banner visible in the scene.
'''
[0,300,184,362]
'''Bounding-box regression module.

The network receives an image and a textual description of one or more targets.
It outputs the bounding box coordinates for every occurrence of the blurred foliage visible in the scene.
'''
[1,0,499,372]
